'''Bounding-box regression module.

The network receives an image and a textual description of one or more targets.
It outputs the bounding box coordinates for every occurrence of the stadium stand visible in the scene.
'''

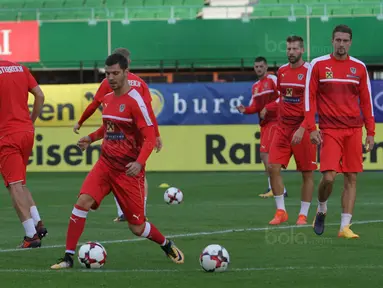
[0,0,382,21]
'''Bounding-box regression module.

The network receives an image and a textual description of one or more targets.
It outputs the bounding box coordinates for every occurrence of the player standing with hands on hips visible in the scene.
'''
[305,25,375,238]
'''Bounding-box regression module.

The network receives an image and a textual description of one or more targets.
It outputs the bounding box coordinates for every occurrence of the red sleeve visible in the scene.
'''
[265,98,280,113]
[78,100,101,126]
[88,125,105,142]
[359,66,375,136]
[24,66,38,91]
[94,79,112,103]
[143,83,160,137]
[304,63,318,132]
[130,99,156,165]
[136,126,156,166]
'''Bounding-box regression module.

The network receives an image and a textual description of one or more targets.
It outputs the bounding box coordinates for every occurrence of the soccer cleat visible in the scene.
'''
[296,214,307,225]
[313,212,326,235]
[50,253,74,270]
[269,209,288,225]
[36,221,48,240]
[161,240,184,264]
[259,189,273,198]
[283,191,288,198]
[18,234,41,249]
[113,214,126,222]
[338,224,359,239]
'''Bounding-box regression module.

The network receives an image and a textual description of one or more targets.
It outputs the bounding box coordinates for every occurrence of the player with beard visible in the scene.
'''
[237,57,287,198]
[305,25,375,238]
[263,35,317,225]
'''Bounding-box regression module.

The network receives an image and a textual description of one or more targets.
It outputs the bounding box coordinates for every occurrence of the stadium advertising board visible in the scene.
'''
[28,125,383,172]
[0,21,39,62]
[32,81,383,127]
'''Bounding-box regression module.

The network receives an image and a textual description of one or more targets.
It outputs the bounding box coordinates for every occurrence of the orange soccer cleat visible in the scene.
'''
[269,209,288,225]
[296,214,307,225]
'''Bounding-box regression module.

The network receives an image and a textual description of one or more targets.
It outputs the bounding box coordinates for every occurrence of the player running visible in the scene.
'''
[305,25,375,238]
[73,48,161,222]
[264,36,317,225]
[236,57,287,198]
[0,60,48,248]
[50,53,184,269]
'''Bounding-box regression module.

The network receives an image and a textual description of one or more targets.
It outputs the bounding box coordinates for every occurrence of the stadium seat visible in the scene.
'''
[63,0,85,7]
[310,6,327,15]
[163,0,184,6]
[278,0,299,4]
[84,0,104,7]
[252,7,271,17]
[270,7,291,16]
[23,0,44,8]
[292,6,309,16]
[183,0,203,5]
[105,0,125,7]
[125,0,145,6]
[373,6,383,14]
[318,0,341,3]
[258,0,279,4]
[174,7,198,18]
[154,7,172,17]
[145,0,165,6]
[352,6,373,15]
[131,8,156,18]
[330,5,352,15]
[0,1,25,9]
[0,10,17,20]
[43,0,65,8]
[18,10,39,20]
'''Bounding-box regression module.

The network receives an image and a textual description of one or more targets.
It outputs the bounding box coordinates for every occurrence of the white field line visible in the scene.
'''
[0,265,383,273]
[0,219,382,254]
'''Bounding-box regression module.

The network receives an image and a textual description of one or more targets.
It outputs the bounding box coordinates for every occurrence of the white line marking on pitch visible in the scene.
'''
[0,265,383,273]
[0,219,382,254]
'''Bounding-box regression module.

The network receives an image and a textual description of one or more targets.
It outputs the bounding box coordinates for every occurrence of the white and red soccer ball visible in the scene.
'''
[200,244,230,272]
[164,187,183,205]
[78,242,107,269]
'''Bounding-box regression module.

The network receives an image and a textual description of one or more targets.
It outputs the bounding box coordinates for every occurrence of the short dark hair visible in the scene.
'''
[332,24,352,40]
[113,47,131,59]
[286,35,304,47]
[105,53,129,70]
[255,56,267,64]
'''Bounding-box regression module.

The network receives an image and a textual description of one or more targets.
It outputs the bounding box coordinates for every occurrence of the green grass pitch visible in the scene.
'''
[0,171,382,287]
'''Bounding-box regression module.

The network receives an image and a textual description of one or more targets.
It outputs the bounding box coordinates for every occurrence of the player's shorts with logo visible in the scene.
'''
[260,123,278,153]
[319,128,363,173]
[79,157,146,225]
[269,126,317,171]
[0,131,34,187]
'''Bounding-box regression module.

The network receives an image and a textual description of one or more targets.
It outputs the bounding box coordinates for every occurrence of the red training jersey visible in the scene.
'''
[305,54,375,136]
[244,74,279,126]
[78,72,160,137]
[100,88,155,171]
[0,61,38,137]
[266,62,310,129]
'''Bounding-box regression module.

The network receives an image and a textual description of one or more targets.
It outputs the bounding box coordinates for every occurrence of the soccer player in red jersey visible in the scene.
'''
[305,25,375,238]
[264,36,317,225]
[50,54,184,269]
[0,60,48,248]
[74,48,161,222]
[236,57,288,198]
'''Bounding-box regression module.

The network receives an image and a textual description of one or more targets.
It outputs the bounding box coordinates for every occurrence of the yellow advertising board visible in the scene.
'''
[27,125,382,172]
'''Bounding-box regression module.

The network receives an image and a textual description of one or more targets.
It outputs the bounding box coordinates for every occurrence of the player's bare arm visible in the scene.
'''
[29,86,45,123]
[236,104,246,113]
[365,135,374,152]
[291,126,305,145]
[155,136,163,153]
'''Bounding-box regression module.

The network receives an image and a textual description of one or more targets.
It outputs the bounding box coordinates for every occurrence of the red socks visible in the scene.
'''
[65,204,89,254]
[140,222,166,246]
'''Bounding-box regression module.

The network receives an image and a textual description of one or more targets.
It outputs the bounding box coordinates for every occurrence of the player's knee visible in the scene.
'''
[268,164,281,176]
[344,173,357,186]
[76,194,96,210]
[322,171,337,185]
[301,171,314,182]
[128,223,145,236]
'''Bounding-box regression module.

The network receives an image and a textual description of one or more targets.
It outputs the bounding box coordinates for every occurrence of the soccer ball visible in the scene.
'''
[199,244,230,272]
[78,242,107,269]
[164,187,183,205]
